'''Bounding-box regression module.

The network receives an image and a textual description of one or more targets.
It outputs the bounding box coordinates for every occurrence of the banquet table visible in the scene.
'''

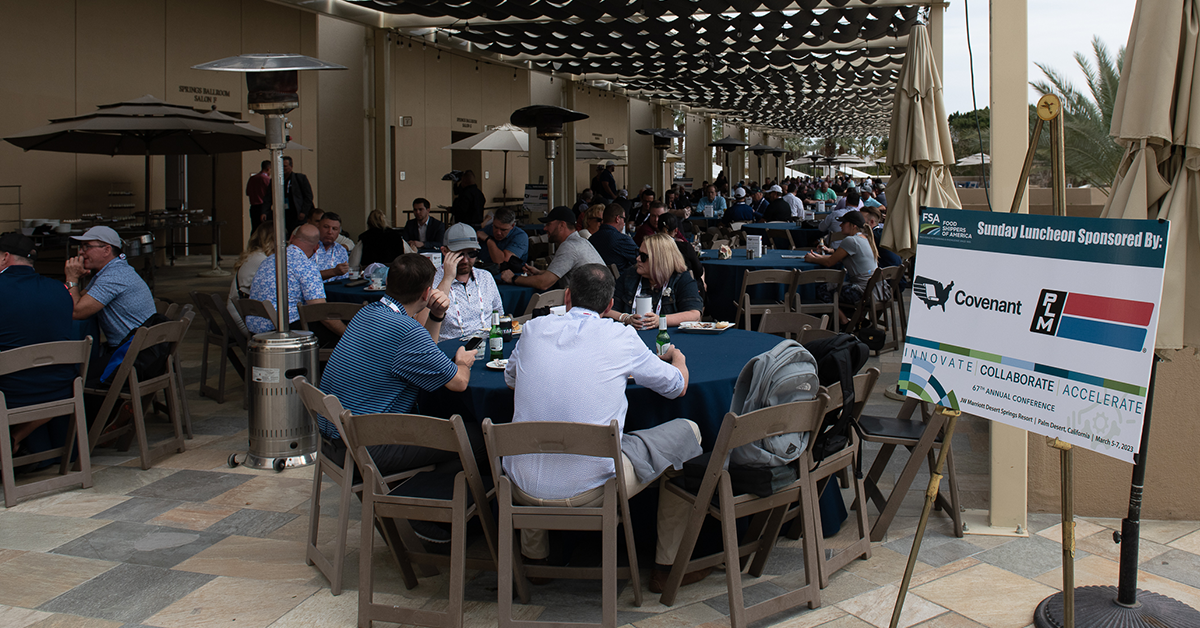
[425,327,785,447]
[322,279,536,317]
[741,222,824,249]
[700,249,821,324]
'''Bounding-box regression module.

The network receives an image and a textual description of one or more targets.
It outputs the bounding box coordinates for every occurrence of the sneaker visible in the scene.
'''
[408,520,451,544]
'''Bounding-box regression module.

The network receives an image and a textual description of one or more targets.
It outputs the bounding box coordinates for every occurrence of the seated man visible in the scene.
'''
[504,264,709,590]
[500,206,603,291]
[403,197,445,251]
[476,208,529,267]
[588,204,638,273]
[723,187,760,224]
[313,211,350,282]
[246,224,344,343]
[429,224,503,340]
[319,253,479,479]
[0,234,76,458]
[694,185,727,219]
[761,185,793,222]
[64,226,155,359]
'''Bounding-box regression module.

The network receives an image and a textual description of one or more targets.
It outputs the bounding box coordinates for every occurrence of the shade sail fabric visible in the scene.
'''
[1102,0,1200,348]
[880,23,960,259]
[442,123,529,152]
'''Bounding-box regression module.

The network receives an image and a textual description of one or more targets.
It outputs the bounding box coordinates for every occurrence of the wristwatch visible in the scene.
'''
[65,281,78,289]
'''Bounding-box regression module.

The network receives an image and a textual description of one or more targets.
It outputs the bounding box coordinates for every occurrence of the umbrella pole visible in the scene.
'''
[502,151,509,200]
[199,154,231,277]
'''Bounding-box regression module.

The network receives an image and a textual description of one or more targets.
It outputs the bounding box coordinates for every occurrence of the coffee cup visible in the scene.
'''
[635,295,652,316]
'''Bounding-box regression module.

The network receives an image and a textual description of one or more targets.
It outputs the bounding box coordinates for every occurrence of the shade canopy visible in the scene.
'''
[880,23,961,259]
[443,123,529,152]
[955,152,990,166]
[574,143,620,161]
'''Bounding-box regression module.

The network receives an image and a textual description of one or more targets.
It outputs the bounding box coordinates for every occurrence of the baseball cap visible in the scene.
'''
[71,226,122,248]
[838,210,866,228]
[539,206,577,224]
[443,223,480,252]
[733,187,746,198]
[767,185,783,194]
[606,160,615,166]
[0,233,37,259]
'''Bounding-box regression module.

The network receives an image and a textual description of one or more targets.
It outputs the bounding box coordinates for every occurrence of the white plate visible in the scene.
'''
[486,359,508,370]
[364,285,387,291]
[677,322,734,334]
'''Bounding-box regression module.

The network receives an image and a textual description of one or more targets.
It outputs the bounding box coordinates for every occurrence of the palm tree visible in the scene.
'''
[1030,37,1125,192]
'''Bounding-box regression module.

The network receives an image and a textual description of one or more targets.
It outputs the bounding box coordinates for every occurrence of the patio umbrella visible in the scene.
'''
[5,95,270,227]
[879,23,961,259]
[955,152,990,166]
[574,142,619,161]
[443,123,529,199]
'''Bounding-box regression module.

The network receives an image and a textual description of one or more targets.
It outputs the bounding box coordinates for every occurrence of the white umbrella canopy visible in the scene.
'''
[1102,0,1200,348]
[880,23,961,259]
[955,152,990,166]
[443,123,529,197]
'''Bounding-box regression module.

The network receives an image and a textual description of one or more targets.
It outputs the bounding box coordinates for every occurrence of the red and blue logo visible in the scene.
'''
[1030,289,1153,352]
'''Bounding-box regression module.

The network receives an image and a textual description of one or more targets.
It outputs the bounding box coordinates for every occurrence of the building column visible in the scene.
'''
[373,28,393,219]
[559,78,577,209]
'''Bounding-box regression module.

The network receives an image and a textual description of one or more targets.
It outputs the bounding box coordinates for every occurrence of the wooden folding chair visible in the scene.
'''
[85,318,190,470]
[859,398,962,542]
[757,311,829,341]
[799,328,839,344]
[763,228,797,251]
[734,269,797,330]
[234,298,278,333]
[656,395,830,627]
[783,368,879,586]
[522,288,565,317]
[191,291,245,404]
[1,338,93,507]
[483,418,640,628]
[298,302,363,373]
[795,269,846,332]
[160,307,194,439]
[844,266,906,354]
[350,411,528,627]
[292,377,433,596]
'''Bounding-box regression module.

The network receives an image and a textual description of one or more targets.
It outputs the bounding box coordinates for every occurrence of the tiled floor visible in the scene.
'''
[2,257,1199,627]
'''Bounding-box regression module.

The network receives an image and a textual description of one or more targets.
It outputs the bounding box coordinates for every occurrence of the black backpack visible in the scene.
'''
[804,333,870,467]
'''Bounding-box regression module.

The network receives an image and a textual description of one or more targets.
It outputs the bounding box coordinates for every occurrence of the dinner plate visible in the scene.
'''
[486,359,508,370]
[677,321,734,334]
[364,285,387,291]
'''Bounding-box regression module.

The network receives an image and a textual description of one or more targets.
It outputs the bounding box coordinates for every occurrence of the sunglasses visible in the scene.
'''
[459,249,479,259]
[638,252,650,262]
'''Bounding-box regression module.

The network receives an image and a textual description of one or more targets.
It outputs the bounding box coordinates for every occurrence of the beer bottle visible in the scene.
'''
[656,317,671,357]
[489,310,503,361]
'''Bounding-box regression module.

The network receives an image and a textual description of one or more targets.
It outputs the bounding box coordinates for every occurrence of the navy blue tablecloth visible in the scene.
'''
[700,249,821,324]
[323,280,535,317]
[741,222,823,248]
[426,328,784,448]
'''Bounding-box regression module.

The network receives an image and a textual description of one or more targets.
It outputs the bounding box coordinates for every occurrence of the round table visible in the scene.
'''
[741,222,823,249]
[700,249,821,323]
[426,328,784,447]
[323,280,536,317]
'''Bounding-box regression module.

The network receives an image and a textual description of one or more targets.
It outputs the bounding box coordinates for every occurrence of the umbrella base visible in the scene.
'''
[1033,586,1200,628]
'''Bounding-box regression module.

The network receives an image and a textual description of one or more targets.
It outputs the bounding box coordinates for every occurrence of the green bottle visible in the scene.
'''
[656,317,671,357]
[489,310,503,361]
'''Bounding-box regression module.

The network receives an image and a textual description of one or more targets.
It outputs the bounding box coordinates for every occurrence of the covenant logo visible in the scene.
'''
[913,276,955,311]
[913,276,1024,315]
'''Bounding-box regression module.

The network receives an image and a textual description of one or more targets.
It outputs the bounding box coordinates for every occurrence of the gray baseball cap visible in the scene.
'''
[443,223,480,252]
[71,226,122,248]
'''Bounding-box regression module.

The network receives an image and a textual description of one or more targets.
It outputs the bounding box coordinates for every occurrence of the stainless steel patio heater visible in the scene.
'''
[510,105,588,210]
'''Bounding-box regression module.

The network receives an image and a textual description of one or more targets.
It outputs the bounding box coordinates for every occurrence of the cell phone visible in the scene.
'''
[463,336,484,351]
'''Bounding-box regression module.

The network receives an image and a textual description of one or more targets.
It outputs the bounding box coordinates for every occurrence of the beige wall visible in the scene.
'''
[627,99,655,195]
[683,113,712,185]
[570,84,629,203]
[316,16,369,237]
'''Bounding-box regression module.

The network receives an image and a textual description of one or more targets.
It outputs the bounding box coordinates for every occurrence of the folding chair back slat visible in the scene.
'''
[735,269,798,329]
[795,268,845,332]
[235,298,277,331]
[757,311,829,340]
[523,289,565,316]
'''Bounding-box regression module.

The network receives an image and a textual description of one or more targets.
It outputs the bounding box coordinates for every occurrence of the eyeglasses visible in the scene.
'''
[460,249,480,258]
[78,243,109,251]
[638,252,650,262]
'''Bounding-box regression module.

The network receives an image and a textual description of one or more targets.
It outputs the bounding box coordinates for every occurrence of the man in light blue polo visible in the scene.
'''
[64,226,155,351]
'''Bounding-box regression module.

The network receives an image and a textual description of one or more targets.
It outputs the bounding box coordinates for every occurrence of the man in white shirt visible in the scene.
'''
[504,264,711,592]
[782,183,805,219]
[427,224,504,340]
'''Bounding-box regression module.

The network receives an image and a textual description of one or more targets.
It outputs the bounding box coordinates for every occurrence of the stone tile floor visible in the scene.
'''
[2,257,1198,627]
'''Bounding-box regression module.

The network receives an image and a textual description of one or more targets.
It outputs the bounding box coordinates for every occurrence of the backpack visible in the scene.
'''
[803,333,870,467]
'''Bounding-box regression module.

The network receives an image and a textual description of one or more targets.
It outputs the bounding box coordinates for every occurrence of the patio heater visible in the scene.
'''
[510,105,588,210]
[709,136,748,185]
[746,144,775,184]
[636,128,685,193]
[194,53,344,472]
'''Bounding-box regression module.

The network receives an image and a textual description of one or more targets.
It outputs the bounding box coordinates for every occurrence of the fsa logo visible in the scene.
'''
[919,212,941,236]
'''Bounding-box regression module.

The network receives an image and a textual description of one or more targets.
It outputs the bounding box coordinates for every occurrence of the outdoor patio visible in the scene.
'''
[1,256,1198,628]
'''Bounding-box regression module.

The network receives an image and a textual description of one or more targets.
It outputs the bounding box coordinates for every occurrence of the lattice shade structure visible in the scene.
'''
[338,0,930,136]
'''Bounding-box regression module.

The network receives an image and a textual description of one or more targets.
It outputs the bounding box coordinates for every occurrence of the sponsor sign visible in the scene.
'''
[901,208,1168,462]
[523,184,548,217]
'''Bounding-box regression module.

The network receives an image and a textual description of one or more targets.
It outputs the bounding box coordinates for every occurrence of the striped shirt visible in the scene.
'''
[317,296,458,439]
[432,266,504,341]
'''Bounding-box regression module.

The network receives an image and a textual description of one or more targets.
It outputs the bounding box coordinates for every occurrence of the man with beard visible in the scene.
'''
[427,224,503,341]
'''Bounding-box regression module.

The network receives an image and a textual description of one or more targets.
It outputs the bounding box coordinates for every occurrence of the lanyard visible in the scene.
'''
[378,295,402,314]
[634,280,664,316]
[453,272,485,331]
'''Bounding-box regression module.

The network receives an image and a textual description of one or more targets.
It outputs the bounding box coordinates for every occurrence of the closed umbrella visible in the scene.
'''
[879,23,961,259]
[443,123,529,199]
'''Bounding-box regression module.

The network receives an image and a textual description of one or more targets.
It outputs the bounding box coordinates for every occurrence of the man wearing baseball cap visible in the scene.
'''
[1,233,78,458]
[761,184,793,222]
[428,224,503,341]
[65,226,155,352]
[500,206,603,291]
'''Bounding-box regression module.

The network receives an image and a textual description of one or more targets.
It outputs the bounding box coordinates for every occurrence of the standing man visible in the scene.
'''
[246,224,343,343]
[500,206,603,291]
[272,156,314,235]
[313,211,350,282]
[451,170,486,228]
[63,226,156,357]
[246,160,271,231]
[476,208,529,267]
[403,198,445,252]
[0,234,76,456]
[591,162,618,204]
[588,204,638,273]
[429,224,503,340]
[503,264,709,590]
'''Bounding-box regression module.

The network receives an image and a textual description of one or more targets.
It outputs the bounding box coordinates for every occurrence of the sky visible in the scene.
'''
[939,0,1138,115]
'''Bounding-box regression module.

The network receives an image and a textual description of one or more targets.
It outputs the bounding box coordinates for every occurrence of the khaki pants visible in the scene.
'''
[514,419,700,566]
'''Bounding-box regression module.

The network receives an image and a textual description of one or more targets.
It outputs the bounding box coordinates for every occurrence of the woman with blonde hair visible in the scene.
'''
[605,232,703,329]
[228,222,277,333]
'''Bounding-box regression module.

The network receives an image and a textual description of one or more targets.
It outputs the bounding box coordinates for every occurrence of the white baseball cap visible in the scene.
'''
[767,185,783,194]
[71,226,123,248]
[734,187,746,198]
